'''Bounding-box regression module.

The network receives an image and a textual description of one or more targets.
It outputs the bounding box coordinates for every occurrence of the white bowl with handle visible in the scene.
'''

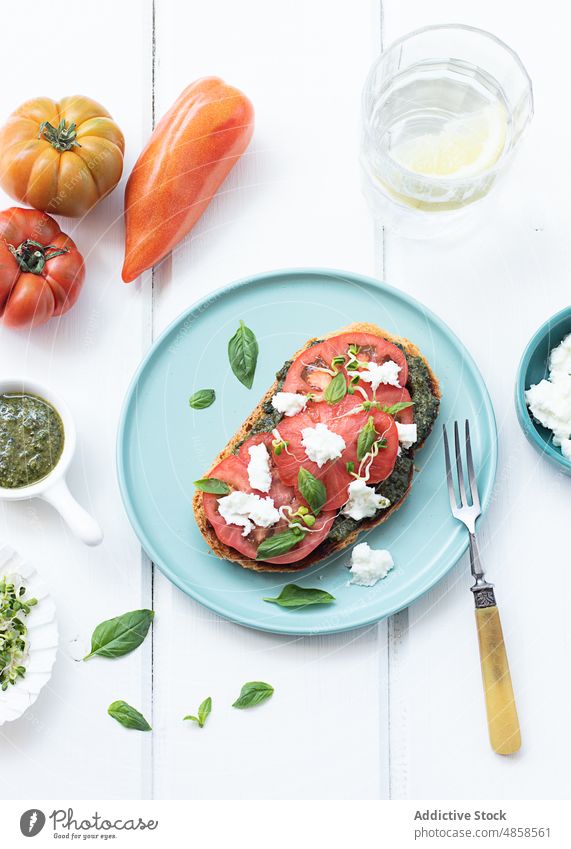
[0,378,103,546]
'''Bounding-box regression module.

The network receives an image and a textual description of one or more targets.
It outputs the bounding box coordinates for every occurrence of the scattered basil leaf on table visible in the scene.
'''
[256,529,303,560]
[323,371,347,404]
[228,320,258,389]
[382,401,414,416]
[297,467,326,515]
[189,389,216,410]
[194,478,231,495]
[108,700,152,731]
[84,609,154,661]
[263,584,335,608]
[184,696,212,728]
[357,416,377,461]
[232,681,274,709]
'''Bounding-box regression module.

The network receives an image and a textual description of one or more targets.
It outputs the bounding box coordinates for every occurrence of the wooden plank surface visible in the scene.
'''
[1,0,567,802]
[383,0,571,799]
[150,0,388,801]
[0,0,153,797]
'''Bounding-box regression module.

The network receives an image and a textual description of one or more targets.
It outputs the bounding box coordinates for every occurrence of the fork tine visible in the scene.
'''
[454,420,469,506]
[464,419,480,511]
[442,424,459,510]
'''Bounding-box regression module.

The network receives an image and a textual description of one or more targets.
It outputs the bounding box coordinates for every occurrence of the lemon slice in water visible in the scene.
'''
[391,104,507,179]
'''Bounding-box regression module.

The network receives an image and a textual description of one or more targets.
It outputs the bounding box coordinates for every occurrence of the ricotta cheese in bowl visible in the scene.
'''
[525,332,571,462]
[516,307,571,473]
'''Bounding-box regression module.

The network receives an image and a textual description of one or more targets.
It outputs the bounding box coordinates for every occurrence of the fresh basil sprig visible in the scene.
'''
[263,584,335,608]
[357,416,377,461]
[184,696,212,728]
[228,320,258,389]
[194,478,231,495]
[232,681,274,709]
[189,389,216,410]
[323,371,347,405]
[108,700,151,731]
[256,528,304,560]
[84,609,154,661]
[297,467,326,515]
[382,401,414,416]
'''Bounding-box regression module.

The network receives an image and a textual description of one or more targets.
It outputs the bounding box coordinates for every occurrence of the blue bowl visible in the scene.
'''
[515,306,571,474]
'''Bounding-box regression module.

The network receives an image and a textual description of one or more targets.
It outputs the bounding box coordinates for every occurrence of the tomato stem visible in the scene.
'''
[38,118,82,151]
[8,239,70,275]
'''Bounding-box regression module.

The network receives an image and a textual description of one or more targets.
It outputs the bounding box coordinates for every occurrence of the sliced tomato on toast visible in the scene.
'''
[282,332,408,400]
[321,403,400,508]
[374,385,414,424]
[202,435,336,565]
[261,509,336,565]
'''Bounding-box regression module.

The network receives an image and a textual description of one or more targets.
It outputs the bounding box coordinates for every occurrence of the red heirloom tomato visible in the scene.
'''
[0,208,85,329]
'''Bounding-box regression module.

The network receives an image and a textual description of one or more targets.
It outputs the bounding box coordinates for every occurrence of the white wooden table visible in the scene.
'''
[1,0,569,800]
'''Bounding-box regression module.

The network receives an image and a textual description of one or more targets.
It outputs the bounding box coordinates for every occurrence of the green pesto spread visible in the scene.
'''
[397,345,440,445]
[0,393,64,489]
[234,344,439,544]
[247,360,291,439]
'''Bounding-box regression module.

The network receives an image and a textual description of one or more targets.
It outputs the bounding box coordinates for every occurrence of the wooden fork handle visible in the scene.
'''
[474,593,521,755]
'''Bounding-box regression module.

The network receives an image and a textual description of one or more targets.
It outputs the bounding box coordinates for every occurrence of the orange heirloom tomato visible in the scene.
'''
[122,77,254,283]
[0,208,85,329]
[0,95,125,218]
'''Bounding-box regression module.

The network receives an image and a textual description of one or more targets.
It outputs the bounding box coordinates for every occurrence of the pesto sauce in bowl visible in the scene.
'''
[0,393,65,489]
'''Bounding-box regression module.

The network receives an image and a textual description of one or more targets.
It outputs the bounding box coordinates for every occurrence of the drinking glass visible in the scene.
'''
[360,24,533,237]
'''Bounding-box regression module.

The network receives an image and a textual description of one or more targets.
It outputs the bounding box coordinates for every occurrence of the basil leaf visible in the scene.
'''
[382,401,414,416]
[323,371,347,405]
[194,478,231,495]
[297,467,326,515]
[256,529,304,560]
[263,584,335,608]
[189,389,216,410]
[184,696,212,728]
[232,681,274,709]
[84,609,154,661]
[357,416,377,461]
[108,700,151,731]
[228,320,258,389]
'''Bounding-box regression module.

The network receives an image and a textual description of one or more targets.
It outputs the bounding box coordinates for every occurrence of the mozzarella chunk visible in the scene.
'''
[301,422,346,467]
[349,542,394,587]
[271,392,308,416]
[342,479,390,520]
[396,421,417,449]
[247,443,272,492]
[217,491,279,537]
[359,359,401,391]
[561,438,571,462]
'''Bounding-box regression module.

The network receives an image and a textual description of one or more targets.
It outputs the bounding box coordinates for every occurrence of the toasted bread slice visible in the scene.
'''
[193,322,441,572]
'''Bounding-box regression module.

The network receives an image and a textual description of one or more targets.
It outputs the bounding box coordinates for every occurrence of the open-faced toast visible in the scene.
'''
[193,322,441,572]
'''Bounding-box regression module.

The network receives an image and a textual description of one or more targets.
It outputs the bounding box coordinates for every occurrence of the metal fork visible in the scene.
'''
[443,420,521,755]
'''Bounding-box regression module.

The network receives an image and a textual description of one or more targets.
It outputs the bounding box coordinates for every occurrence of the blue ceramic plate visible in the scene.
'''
[117,269,497,635]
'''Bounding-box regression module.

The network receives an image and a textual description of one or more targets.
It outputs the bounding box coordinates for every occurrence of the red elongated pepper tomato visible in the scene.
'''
[0,207,85,329]
[122,77,254,283]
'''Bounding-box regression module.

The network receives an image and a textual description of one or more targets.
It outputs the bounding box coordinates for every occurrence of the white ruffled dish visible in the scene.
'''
[0,545,58,725]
